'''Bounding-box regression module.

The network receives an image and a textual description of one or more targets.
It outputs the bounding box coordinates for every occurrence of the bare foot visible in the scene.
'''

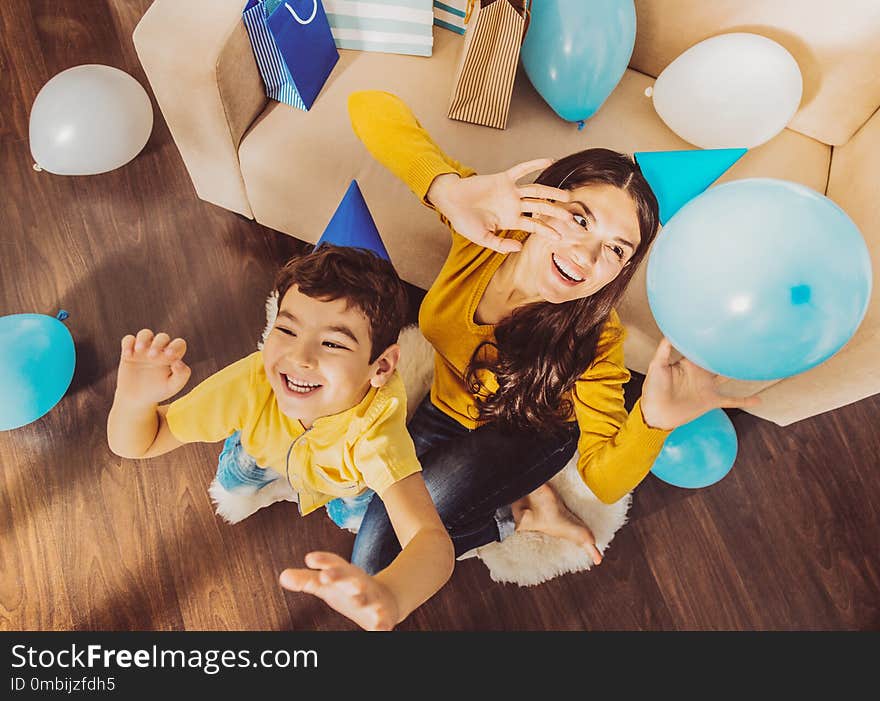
[512,484,602,565]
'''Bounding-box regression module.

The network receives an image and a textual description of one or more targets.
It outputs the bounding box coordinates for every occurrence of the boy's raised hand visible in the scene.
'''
[116,329,191,406]
[280,552,400,631]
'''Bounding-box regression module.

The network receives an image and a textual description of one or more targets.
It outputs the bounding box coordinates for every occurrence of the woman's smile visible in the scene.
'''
[551,252,587,285]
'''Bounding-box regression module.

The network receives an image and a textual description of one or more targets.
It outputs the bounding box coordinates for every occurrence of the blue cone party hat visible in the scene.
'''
[315,180,391,261]
[634,148,747,225]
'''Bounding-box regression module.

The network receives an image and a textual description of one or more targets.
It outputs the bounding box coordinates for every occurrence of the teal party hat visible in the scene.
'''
[634,148,747,224]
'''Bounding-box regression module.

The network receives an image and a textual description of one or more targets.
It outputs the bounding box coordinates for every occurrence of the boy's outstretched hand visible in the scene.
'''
[280,552,400,631]
[116,329,191,406]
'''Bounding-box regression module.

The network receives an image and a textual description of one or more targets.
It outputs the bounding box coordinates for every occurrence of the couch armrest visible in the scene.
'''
[133,0,266,217]
[747,106,880,426]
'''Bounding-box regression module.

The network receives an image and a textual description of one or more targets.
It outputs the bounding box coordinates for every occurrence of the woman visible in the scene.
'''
[347,91,759,573]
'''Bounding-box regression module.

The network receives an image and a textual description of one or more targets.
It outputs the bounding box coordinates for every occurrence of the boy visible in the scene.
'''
[107,244,454,631]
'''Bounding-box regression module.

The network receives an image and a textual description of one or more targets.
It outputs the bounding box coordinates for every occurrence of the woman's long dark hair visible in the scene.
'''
[465,149,660,434]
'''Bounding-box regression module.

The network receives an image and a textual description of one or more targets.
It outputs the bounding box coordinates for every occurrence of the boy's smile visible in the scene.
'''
[262,284,396,428]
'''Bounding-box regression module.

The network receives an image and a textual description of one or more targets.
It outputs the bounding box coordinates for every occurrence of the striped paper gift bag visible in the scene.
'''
[322,0,434,57]
[447,0,530,130]
[433,0,467,34]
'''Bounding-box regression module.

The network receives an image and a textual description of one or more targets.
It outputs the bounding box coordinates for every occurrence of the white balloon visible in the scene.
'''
[29,65,153,175]
[650,33,802,149]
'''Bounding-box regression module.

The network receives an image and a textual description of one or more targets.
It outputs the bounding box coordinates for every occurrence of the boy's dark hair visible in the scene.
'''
[274,244,409,363]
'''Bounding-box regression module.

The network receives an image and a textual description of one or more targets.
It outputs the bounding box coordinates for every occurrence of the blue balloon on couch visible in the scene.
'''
[0,312,75,430]
[521,0,636,125]
[647,178,872,381]
[651,409,738,489]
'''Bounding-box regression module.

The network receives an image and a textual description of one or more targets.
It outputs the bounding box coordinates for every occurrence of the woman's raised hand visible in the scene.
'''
[640,338,762,431]
[426,158,577,253]
[115,329,191,407]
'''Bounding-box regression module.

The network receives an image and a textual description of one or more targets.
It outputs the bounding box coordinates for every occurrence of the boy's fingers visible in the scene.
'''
[279,568,321,595]
[304,551,347,570]
[134,329,153,352]
[149,333,171,357]
[170,360,190,378]
[121,335,136,358]
[319,567,349,586]
[164,338,187,359]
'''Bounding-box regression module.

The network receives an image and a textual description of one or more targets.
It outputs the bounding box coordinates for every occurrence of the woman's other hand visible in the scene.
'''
[640,338,761,431]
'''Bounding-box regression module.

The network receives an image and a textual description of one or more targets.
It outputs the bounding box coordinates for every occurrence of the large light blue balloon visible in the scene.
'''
[0,313,76,430]
[647,179,872,381]
[651,409,737,489]
[521,0,636,124]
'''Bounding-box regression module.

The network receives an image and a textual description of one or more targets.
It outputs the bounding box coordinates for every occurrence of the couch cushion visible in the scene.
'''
[239,27,830,382]
[630,0,880,146]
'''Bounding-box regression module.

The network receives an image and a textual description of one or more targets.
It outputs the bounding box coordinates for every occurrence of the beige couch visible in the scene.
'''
[133,0,880,426]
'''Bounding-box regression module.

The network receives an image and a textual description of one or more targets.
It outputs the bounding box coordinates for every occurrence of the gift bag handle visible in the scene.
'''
[284,0,317,25]
[465,0,532,40]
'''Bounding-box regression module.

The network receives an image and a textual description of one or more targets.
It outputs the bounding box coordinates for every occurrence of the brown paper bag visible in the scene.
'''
[447,0,531,130]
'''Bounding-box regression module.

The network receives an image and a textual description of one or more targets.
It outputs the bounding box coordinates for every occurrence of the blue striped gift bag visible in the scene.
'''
[433,0,467,34]
[321,0,434,57]
[242,0,340,110]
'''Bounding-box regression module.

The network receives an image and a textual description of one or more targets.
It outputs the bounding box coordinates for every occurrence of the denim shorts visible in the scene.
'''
[217,431,375,530]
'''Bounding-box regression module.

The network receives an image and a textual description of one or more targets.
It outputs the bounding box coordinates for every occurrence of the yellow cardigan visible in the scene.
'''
[349,90,669,504]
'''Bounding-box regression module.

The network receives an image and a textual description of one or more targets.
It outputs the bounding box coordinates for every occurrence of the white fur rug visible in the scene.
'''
[235,292,631,586]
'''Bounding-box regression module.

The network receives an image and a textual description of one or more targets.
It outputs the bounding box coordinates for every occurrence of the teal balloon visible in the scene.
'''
[521,0,636,123]
[651,409,737,489]
[647,178,872,380]
[0,313,75,430]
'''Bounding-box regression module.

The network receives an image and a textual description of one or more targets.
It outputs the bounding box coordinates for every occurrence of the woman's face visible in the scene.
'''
[523,182,642,304]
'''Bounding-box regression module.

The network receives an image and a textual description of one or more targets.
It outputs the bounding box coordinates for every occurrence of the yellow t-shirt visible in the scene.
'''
[349,90,670,504]
[165,351,421,515]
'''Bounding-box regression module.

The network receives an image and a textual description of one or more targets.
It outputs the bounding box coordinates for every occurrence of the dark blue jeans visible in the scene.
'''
[351,396,579,575]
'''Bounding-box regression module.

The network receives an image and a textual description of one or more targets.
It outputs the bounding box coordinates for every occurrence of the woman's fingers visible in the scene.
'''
[515,216,564,241]
[518,183,570,202]
[649,337,674,368]
[477,231,524,254]
[505,157,554,182]
[716,393,762,410]
[519,198,574,222]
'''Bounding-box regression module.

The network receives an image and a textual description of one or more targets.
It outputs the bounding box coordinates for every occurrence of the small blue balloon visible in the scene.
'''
[0,313,76,430]
[651,409,738,489]
[647,178,872,380]
[521,0,636,123]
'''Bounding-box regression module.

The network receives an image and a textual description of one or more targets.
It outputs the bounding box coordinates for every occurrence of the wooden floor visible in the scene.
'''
[1,1,878,631]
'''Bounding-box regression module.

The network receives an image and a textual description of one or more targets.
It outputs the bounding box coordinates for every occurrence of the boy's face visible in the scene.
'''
[262,285,398,428]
